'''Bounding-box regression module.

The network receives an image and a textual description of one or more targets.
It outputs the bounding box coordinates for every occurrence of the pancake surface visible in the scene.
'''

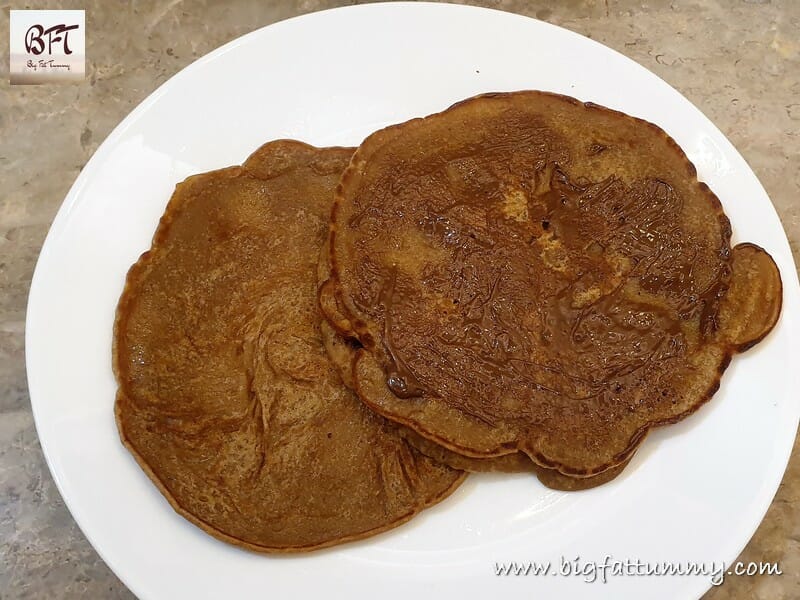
[113,140,464,553]
[324,91,782,477]
[319,316,532,473]
[322,315,631,489]
[318,249,532,474]
[321,316,628,489]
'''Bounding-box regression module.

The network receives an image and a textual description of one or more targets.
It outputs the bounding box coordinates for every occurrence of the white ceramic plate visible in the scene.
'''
[26,3,800,599]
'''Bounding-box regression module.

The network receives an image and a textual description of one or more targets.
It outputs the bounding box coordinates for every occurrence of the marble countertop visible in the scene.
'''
[1,1,798,598]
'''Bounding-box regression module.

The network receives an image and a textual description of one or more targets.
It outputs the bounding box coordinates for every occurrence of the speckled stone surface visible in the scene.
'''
[1,1,798,598]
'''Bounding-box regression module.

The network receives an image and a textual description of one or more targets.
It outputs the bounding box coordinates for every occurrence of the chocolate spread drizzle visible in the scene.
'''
[380,267,427,399]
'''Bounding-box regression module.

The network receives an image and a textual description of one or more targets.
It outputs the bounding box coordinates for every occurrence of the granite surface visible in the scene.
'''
[1,0,798,598]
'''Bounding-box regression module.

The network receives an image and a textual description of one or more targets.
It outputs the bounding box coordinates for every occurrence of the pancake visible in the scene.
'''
[320,314,531,473]
[399,423,631,491]
[319,291,628,489]
[113,140,465,553]
[317,246,530,473]
[323,91,782,477]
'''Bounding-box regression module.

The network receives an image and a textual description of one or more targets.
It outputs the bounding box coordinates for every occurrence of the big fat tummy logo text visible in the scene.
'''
[9,10,85,84]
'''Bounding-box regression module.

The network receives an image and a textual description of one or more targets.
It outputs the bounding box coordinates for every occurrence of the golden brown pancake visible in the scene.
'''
[319,291,628,490]
[398,423,631,491]
[323,91,782,478]
[113,140,465,553]
[317,247,531,474]
[320,314,531,473]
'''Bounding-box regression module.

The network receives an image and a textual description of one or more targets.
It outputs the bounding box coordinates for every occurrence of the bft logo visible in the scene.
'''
[9,10,85,84]
[25,23,81,56]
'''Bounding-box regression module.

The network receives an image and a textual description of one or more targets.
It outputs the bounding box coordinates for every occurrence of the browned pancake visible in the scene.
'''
[317,246,530,474]
[323,91,782,477]
[320,314,531,473]
[398,423,631,491]
[319,297,628,489]
[113,140,465,553]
